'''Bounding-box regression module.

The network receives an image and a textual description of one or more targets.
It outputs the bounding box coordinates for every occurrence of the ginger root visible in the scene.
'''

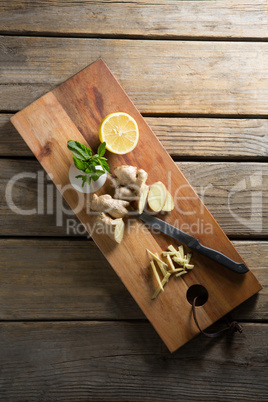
[114,165,149,214]
[114,186,135,201]
[137,184,149,214]
[96,212,124,243]
[114,165,137,186]
[90,194,129,218]
[135,169,149,213]
[136,169,148,192]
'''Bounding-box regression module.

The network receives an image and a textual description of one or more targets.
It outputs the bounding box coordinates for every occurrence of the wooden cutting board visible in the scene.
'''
[11,59,261,352]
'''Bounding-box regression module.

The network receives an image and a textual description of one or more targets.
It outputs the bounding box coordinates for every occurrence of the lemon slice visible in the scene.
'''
[99,112,139,154]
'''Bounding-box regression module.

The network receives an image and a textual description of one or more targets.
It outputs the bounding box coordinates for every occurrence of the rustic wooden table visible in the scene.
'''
[0,1,267,400]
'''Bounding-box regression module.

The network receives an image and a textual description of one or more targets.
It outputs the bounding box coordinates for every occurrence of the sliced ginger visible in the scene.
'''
[150,261,164,292]
[162,190,174,212]
[138,185,149,214]
[147,244,194,299]
[152,272,171,299]
[148,181,167,212]
[96,213,125,244]
[166,254,176,272]
[146,249,168,269]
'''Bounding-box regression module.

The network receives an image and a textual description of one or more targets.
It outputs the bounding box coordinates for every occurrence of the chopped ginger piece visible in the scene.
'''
[148,244,194,300]
[167,245,177,253]
[146,249,168,268]
[162,272,171,286]
[178,245,184,258]
[152,272,170,299]
[176,271,187,277]
[185,264,194,269]
[152,287,162,300]
[186,253,192,264]
[165,254,176,272]
[150,260,164,291]
[171,268,184,273]
[155,253,167,276]
[173,256,188,265]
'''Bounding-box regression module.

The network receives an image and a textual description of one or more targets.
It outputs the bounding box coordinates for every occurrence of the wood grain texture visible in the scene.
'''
[1,1,267,397]
[147,117,268,160]
[2,114,268,159]
[0,321,267,401]
[1,159,267,237]
[2,36,268,114]
[10,60,261,351]
[1,0,268,39]
[0,239,266,321]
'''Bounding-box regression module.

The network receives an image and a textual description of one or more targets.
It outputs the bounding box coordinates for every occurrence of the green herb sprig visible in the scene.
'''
[67,140,110,187]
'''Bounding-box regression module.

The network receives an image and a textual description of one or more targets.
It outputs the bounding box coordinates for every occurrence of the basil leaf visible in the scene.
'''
[67,140,92,161]
[90,159,99,166]
[68,140,110,186]
[97,142,106,157]
[98,159,110,173]
[91,170,106,181]
[85,164,96,173]
[73,156,87,172]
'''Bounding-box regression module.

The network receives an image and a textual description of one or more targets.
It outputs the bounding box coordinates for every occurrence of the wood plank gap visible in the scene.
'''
[0,318,266,326]
[171,156,268,163]
[0,234,266,241]
[0,155,36,160]
[1,236,267,243]
[0,235,88,240]
[142,113,268,119]
[0,318,148,323]
[2,155,268,163]
[0,110,19,114]
[3,112,268,119]
[0,234,89,239]
[1,31,268,43]
[227,235,268,240]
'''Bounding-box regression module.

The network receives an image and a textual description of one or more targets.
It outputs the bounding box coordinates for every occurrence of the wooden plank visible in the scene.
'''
[2,114,268,159]
[0,239,266,321]
[0,114,30,155]
[0,321,267,401]
[1,159,267,237]
[10,59,261,352]
[2,37,268,114]
[146,117,268,160]
[1,1,268,39]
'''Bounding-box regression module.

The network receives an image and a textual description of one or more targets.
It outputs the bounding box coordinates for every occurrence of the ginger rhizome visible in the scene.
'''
[89,194,129,243]
[90,194,129,218]
[114,165,149,214]
[89,164,174,243]
[96,213,125,244]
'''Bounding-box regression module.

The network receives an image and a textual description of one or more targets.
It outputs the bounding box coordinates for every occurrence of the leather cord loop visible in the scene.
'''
[192,296,243,338]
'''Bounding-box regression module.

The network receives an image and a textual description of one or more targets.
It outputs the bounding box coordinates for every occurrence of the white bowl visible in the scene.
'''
[69,163,107,194]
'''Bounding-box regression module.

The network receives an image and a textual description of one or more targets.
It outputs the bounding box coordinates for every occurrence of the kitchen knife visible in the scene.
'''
[138,212,249,274]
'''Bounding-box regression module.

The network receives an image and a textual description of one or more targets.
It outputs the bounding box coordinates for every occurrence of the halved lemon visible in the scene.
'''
[99,112,139,154]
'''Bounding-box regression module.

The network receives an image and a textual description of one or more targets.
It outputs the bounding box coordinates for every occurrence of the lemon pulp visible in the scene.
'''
[99,112,139,154]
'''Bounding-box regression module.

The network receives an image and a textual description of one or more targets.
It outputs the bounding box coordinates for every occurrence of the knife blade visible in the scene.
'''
[138,212,249,274]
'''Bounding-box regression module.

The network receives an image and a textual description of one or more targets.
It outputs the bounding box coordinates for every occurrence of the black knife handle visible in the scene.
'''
[189,239,249,274]
[138,212,249,274]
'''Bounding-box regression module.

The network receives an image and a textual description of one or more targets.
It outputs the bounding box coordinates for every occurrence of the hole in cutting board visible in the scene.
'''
[186,284,208,306]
